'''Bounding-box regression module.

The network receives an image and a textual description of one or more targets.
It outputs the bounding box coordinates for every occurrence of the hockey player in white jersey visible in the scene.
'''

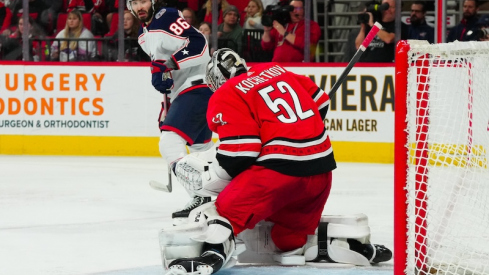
[127,0,214,223]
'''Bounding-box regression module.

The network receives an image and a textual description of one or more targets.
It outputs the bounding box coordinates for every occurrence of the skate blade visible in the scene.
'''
[166,263,213,275]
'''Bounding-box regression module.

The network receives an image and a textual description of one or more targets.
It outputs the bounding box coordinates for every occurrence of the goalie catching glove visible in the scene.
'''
[175,151,231,197]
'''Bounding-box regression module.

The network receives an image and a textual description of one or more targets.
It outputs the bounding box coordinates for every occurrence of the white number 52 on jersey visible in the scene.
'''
[258,81,314,124]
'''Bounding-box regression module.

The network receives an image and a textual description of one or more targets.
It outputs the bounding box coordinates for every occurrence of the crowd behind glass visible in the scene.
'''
[1,0,488,63]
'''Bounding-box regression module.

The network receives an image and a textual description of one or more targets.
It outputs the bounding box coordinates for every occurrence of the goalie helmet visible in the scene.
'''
[205,48,248,92]
[126,0,155,18]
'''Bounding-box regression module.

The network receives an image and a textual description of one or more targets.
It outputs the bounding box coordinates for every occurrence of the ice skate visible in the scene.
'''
[172,196,211,225]
[167,249,224,275]
[345,239,392,264]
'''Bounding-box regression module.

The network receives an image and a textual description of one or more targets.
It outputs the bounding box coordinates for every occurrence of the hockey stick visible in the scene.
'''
[149,77,173,193]
[328,22,382,97]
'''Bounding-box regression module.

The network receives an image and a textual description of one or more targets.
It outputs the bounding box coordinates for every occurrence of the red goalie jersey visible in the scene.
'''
[207,63,336,178]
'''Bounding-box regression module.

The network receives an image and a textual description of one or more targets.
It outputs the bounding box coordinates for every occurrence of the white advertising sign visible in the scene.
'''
[0,64,395,143]
[0,64,162,137]
[287,66,395,142]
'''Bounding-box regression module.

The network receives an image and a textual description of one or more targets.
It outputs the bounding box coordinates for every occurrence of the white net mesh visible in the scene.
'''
[405,41,489,275]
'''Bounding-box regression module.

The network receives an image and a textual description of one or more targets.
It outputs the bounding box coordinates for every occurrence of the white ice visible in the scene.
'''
[0,156,393,275]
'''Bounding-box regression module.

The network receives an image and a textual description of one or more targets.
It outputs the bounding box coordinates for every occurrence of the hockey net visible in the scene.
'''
[395,40,489,275]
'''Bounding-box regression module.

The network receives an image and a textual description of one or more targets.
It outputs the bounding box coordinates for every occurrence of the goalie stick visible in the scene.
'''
[328,22,382,97]
[150,75,173,193]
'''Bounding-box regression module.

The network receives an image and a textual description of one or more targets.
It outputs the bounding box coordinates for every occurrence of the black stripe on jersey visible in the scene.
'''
[311,87,321,99]
[312,87,328,119]
[261,128,326,146]
[216,153,256,178]
[218,135,260,142]
[217,135,261,177]
[258,151,337,177]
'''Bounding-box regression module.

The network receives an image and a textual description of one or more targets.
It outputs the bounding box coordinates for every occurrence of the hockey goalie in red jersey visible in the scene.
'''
[159,49,392,275]
[206,51,336,243]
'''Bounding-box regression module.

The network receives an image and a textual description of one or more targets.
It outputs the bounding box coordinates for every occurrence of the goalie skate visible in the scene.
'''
[305,215,392,265]
[343,239,392,264]
[172,196,211,225]
[166,250,223,275]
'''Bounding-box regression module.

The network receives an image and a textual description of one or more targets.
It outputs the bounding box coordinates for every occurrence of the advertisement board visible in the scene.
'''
[0,63,395,162]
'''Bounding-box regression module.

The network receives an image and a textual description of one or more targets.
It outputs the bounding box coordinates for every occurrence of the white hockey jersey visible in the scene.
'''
[138,7,210,100]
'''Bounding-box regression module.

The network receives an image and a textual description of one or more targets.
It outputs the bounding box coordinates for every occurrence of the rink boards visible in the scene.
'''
[0,62,394,163]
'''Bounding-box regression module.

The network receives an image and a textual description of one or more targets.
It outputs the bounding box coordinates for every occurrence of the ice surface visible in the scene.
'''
[0,156,393,275]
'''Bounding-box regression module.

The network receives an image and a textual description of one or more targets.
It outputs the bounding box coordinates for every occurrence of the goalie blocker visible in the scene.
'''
[159,203,392,275]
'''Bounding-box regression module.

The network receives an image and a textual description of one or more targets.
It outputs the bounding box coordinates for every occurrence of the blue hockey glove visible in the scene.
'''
[151,60,173,94]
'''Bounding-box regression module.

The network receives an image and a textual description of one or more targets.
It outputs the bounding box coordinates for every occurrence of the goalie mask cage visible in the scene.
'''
[394,40,489,275]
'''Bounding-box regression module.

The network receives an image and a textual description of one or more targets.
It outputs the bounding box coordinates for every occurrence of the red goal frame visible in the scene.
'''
[394,40,414,275]
[394,40,476,275]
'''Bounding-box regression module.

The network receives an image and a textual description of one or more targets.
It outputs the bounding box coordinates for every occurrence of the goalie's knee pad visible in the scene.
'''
[304,213,392,265]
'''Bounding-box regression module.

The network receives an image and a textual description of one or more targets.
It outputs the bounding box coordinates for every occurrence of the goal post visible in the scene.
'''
[395,40,489,275]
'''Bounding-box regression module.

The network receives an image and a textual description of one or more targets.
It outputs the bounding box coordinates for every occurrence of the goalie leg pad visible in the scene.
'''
[304,213,371,265]
[237,214,391,266]
[304,213,391,265]
[237,221,306,265]
[164,201,236,274]
[159,216,206,269]
[304,223,371,266]
[236,221,279,254]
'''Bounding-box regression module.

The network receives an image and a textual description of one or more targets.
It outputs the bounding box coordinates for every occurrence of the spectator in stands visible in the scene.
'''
[476,14,489,41]
[243,0,263,30]
[447,0,480,42]
[261,0,321,62]
[355,0,396,62]
[1,16,45,60]
[67,0,91,12]
[197,0,229,25]
[217,5,242,54]
[198,21,213,53]
[199,21,211,36]
[0,1,13,34]
[182,7,199,28]
[66,0,108,36]
[405,1,434,43]
[90,0,110,36]
[9,0,61,36]
[104,0,119,33]
[107,9,148,61]
[39,0,62,36]
[50,9,97,61]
